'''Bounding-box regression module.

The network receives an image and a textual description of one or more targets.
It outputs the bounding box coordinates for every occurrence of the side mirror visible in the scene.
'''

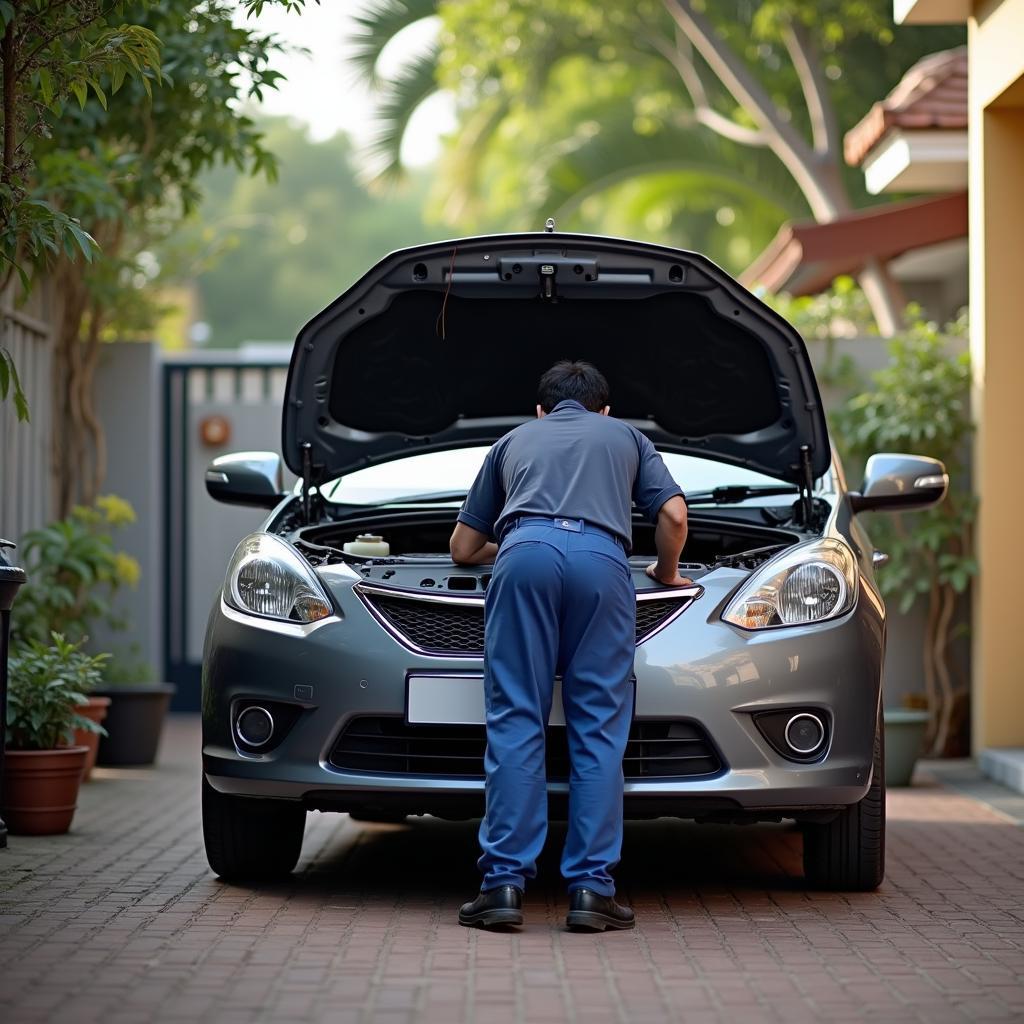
[849,453,948,514]
[205,451,285,508]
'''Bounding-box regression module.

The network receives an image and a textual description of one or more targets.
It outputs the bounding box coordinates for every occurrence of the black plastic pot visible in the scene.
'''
[93,684,177,766]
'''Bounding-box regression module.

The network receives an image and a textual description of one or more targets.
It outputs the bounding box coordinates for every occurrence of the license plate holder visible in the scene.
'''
[406,674,566,726]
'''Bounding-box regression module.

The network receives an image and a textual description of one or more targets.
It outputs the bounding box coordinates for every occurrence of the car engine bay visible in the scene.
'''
[286,508,805,592]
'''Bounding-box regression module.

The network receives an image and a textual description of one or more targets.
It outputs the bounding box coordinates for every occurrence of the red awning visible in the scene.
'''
[740,192,967,296]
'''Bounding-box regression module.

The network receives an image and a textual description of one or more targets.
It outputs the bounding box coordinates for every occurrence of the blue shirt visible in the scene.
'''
[457,400,683,552]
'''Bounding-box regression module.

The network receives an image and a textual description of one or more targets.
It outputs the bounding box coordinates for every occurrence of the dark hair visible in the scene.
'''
[537,360,610,413]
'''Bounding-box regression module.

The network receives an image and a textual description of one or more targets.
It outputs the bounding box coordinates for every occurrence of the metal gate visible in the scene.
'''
[0,285,55,543]
[162,356,292,710]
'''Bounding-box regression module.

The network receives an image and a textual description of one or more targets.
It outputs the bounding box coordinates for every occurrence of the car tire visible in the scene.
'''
[802,714,885,891]
[202,776,306,882]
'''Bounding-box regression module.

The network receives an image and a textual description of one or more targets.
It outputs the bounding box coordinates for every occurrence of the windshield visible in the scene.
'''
[318,447,791,506]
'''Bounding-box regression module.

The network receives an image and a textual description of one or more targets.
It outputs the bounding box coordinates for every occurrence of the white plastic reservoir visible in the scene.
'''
[343,534,391,557]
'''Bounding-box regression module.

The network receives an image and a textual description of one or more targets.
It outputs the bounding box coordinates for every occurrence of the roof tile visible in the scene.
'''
[844,47,967,166]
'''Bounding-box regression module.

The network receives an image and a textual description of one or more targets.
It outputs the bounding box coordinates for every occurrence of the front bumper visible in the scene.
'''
[202,566,884,820]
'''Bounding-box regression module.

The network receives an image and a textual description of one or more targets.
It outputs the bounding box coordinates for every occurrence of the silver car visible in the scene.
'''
[201,232,947,890]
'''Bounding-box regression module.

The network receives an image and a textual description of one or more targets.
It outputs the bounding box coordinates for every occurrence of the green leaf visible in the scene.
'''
[0,347,30,422]
[38,68,54,105]
[90,79,108,110]
[66,222,98,262]
[349,0,438,86]
[70,80,89,108]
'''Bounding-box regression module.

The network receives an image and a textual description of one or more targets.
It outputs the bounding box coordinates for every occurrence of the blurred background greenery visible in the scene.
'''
[150,0,962,350]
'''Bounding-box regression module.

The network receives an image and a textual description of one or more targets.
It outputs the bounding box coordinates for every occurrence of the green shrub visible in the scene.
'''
[770,280,975,755]
[6,634,109,751]
[11,495,140,649]
[835,311,974,754]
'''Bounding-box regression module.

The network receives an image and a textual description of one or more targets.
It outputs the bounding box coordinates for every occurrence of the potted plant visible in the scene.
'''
[74,693,111,781]
[837,310,976,784]
[11,495,175,767]
[11,495,141,647]
[93,647,175,767]
[3,634,107,834]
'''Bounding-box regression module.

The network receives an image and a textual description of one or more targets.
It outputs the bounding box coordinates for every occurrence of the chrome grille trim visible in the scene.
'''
[354,581,485,607]
[354,580,702,655]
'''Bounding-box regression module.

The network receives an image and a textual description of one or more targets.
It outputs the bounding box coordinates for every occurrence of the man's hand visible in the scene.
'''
[648,495,689,586]
[645,564,693,587]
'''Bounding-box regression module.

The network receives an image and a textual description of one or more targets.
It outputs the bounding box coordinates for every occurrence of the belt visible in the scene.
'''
[508,515,627,552]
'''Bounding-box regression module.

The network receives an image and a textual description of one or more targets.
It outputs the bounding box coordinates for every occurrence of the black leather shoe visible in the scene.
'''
[458,885,524,929]
[566,888,635,932]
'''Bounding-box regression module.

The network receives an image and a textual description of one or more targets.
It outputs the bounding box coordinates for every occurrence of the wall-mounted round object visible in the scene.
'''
[199,414,231,448]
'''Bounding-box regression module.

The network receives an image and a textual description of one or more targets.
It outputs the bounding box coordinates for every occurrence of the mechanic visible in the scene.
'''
[449,360,690,932]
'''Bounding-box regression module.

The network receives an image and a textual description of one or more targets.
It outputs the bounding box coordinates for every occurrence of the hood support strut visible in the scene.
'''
[301,441,324,526]
[798,445,815,526]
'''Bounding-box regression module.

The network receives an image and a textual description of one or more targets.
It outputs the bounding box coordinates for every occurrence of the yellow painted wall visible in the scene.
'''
[968,0,1024,749]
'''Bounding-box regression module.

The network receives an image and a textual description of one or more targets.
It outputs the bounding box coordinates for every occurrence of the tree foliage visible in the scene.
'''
[0,0,314,429]
[11,494,140,649]
[358,0,962,326]
[0,1,162,420]
[0,1,322,510]
[182,117,441,348]
[0,2,161,275]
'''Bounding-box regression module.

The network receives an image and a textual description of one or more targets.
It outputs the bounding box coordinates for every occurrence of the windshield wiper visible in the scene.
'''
[385,490,469,505]
[684,484,799,506]
[384,485,799,508]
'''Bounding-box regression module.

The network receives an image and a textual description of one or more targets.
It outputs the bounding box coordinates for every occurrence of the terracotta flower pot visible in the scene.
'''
[2,746,90,835]
[73,696,112,780]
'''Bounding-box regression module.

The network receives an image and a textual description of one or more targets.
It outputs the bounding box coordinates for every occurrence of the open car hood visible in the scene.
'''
[283,233,829,486]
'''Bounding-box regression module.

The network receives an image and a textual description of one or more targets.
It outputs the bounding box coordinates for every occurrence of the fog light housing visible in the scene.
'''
[231,699,305,754]
[235,706,274,748]
[753,708,830,763]
[785,713,825,755]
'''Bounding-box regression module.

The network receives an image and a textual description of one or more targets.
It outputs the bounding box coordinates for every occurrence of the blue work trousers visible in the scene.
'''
[478,517,636,896]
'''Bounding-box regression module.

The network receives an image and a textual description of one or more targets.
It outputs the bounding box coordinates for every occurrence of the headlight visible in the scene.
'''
[722,538,857,630]
[225,533,332,623]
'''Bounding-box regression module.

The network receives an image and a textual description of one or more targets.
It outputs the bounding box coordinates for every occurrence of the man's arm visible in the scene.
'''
[450,443,504,564]
[645,495,691,587]
[450,522,499,565]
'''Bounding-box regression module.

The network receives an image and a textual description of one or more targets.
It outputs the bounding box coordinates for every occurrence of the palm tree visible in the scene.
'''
[350,0,442,185]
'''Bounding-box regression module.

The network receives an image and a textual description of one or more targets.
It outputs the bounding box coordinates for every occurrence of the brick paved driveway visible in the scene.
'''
[2,716,1024,1024]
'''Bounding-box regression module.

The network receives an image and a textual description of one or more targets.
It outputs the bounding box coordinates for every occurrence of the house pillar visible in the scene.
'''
[967,0,1024,778]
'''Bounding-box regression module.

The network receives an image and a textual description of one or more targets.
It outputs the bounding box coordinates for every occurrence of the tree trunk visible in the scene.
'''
[660,1,906,334]
[78,301,106,504]
[51,259,92,516]
[931,583,957,756]
[922,577,940,746]
[858,259,904,337]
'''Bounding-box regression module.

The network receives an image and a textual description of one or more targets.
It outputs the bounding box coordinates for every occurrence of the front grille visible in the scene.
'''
[370,595,484,654]
[361,591,689,655]
[330,716,723,780]
[635,598,688,642]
